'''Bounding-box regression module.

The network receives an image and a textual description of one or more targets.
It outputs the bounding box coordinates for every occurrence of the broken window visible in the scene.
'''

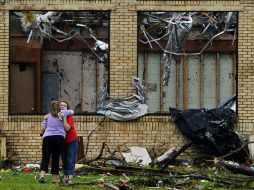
[138,12,237,113]
[9,11,109,114]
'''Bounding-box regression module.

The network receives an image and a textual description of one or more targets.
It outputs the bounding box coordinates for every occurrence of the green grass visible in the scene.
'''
[0,169,185,190]
[0,166,254,190]
[0,170,102,190]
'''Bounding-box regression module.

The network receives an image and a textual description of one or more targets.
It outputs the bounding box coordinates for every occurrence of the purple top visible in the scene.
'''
[43,114,66,138]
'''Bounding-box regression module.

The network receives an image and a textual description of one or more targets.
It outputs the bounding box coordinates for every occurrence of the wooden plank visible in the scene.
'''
[183,55,188,110]
[176,57,181,109]
[160,53,163,112]
[216,53,220,106]
[233,53,236,95]
[96,60,99,108]
[200,53,204,108]
[42,38,107,51]
[138,39,237,53]
[203,53,217,109]
[10,38,41,49]
[144,52,148,99]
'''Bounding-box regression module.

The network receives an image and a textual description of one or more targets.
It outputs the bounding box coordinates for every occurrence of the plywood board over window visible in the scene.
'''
[9,10,109,114]
[138,52,236,113]
[42,51,107,113]
[138,11,237,114]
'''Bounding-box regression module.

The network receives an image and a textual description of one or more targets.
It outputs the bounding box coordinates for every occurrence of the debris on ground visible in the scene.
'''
[122,147,152,166]
[169,107,249,164]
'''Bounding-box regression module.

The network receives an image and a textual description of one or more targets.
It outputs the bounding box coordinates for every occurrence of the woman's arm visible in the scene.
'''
[63,116,71,132]
[58,109,74,120]
[40,114,48,136]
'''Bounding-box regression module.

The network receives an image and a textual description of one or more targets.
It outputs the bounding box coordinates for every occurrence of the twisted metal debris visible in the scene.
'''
[97,77,148,121]
[139,12,237,85]
[15,11,109,69]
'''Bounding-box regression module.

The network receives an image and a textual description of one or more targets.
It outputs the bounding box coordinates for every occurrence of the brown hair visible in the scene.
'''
[50,101,59,117]
[58,100,70,109]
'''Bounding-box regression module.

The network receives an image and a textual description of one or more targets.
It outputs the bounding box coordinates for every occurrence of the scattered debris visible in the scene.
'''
[218,94,236,112]
[139,12,237,85]
[249,135,254,161]
[12,11,109,68]
[156,142,194,169]
[169,107,249,164]
[219,160,254,176]
[122,147,152,166]
[97,77,148,121]
[156,148,177,165]
[24,163,40,170]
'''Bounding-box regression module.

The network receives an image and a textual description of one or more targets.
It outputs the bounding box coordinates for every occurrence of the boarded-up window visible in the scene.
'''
[10,11,109,114]
[42,51,107,113]
[138,12,237,113]
[138,52,236,112]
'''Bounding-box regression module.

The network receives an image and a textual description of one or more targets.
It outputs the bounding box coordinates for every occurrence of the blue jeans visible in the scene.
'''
[62,138,78,176]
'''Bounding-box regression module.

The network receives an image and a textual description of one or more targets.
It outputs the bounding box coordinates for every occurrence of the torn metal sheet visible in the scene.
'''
[169,107,248,163]
[218,94,236,112]
[97,77,148,121]
[14,11,109,69]
[139,12,237,85]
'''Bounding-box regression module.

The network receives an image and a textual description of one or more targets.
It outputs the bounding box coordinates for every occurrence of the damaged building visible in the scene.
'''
[0,0,253,167]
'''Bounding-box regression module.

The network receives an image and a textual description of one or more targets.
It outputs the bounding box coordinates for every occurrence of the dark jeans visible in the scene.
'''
[40,135,65,174]
[62,138,78,176]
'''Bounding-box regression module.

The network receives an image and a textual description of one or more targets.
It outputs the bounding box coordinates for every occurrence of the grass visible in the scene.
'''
[0,170,101,190]
[0,169,166,190]
[0,164,254,190]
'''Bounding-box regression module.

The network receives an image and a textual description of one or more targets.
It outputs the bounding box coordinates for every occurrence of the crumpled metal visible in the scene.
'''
[18,11,109,69]
[97,77,148,121]
[139,12,237,86]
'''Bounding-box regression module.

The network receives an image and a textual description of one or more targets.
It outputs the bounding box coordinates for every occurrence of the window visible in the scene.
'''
[138,11,237,113]
[10,11,110,114]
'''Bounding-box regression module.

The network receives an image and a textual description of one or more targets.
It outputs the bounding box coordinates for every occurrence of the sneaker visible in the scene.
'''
[39,177,46,184]
[51,176,58,184]
[68,175,74,185]
[63,175,69,183]
[67,179,73,185]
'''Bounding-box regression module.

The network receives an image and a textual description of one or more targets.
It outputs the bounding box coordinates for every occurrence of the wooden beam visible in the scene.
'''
[200,53,204,108]
[42,38,107,51]
[216,53,220,106]
[176,57,181,109]
[138,39,237,53]
[233,53,236,95]
[96,60,99,109]
[160,53,163,112]
[183,55,188,110]
[144,52,148,100]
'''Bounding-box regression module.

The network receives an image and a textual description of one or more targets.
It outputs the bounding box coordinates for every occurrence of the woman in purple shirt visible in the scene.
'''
[38,101,73,184]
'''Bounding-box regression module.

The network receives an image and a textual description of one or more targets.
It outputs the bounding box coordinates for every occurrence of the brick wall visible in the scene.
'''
[0,0,253,163]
